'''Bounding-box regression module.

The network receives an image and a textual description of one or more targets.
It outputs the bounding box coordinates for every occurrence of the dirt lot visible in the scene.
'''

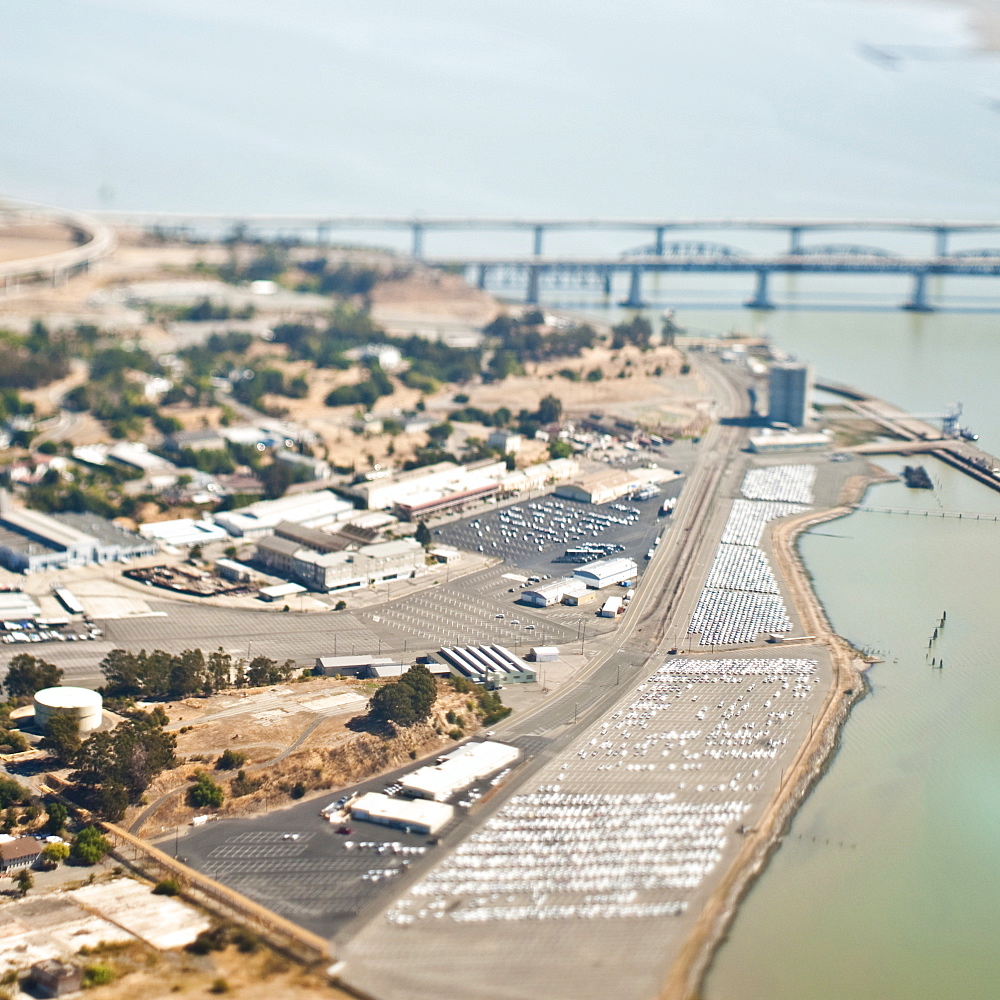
[80,942,353,1000]
[132,676,495,837]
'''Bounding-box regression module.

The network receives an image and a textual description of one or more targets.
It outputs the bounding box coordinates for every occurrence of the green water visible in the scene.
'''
[694,304,1000,998]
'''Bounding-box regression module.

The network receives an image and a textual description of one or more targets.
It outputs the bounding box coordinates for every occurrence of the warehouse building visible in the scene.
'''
[350,792,454,836]
[555,468,641,505]
[139,517,231,549]
[401,741,521,801]
[256,536,424,592]
[347,460,507,514]
[314,654,409,678]
[0,495,157,573]
[530,646,560,662]
[438,644,536,686]
[573,556,638,589]
[520,576,589,607]
[213,489,354,538]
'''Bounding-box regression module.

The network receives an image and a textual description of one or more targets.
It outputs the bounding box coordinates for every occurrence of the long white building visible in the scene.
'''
[214,489,354,538]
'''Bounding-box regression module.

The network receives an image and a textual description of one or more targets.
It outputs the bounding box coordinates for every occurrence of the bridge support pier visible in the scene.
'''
[788,227,804,255]
[533,225,545,256]
[654,226,665,256]
[476,264,488,290]
[934,228,949,258]
[526,265,541,304]
[316,223,329,247]
[745,270,775,310]
[602,269,612,297]
[624,265,645,308]
[411,223,424,258]
[903,271,934,312]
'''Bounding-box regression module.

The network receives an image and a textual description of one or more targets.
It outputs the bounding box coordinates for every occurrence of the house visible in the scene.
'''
[0,836,43,872]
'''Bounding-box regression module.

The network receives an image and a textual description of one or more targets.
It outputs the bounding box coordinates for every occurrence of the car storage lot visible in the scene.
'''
[435,491,674,582]
[175,733,551,938]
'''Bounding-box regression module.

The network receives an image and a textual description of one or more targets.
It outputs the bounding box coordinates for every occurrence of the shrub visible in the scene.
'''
[187,771,224,809]
[209,978,229,994]
[83,965,115,987]
[290,782,306,799]
[215,750,247,771]
[152,879,180,896]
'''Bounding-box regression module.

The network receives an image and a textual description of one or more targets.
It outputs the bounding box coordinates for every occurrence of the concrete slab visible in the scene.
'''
[70,879,211,950]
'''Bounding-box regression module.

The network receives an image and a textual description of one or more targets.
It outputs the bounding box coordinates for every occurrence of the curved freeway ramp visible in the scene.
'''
[0,199,117,291]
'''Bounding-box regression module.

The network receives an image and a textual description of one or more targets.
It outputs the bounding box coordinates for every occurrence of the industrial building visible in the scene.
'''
[498,456,579,493]
[767,361,814,427]
[748,428,830,453]
[555,468,641,505]
[255,536,424,592]
[213,489,354,538]
[520,576,589,607]
[401,741,521,801]
[350,791,454,836]
[438,645,537,686]
[0,495,157,574]
[33,686,104,735]
[347,460,507,514]
[0,591,41,619]
[529,646,559,661]
[573,556,638,589]
[600,595,623,617]
[139,517,231,548]
[315,654,408,678]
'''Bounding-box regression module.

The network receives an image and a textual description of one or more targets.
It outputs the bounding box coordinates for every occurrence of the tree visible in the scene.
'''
[41,712,82,764]
[369,665,437,727]
[549,439,573,460]
[71,716,177,815]
[72,826,110,865]
[414,521,432,548]
[0,776,25,809]
[188,770,224,809]
[42,841,70,865]
[2,654,63,700]
[15,868,32,896]
[44,801,67,834]
[368,683,420,727]
[536,393,562,425]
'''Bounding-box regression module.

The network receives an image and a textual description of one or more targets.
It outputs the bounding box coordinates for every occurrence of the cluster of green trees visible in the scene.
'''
[484,313,599,363]
[295,258,381,297]
[611,315,654,350]
[324,361,393,409]
[217,244,289,284]
[449,674,512,726]
[153,297,255,323]
[0,322,71,390]
[1,653,63,701]
[71,713,177,820]
[272,307,383,369]
[368,664,438,727]
[230,364,309,410]
[99,647,296,700]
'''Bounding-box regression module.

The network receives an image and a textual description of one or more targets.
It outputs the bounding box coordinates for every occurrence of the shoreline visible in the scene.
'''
[661,467,892,1000]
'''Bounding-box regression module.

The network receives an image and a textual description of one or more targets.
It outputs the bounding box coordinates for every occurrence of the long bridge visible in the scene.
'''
[8,205,1000,310]
[100,212,1000,311]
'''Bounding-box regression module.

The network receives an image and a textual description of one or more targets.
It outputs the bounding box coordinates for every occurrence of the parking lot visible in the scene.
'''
[174,733,551,938]
[435,490,676,582]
